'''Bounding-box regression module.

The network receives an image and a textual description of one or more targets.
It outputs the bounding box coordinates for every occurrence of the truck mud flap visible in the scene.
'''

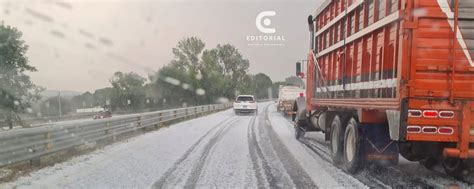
[362,123,399,164]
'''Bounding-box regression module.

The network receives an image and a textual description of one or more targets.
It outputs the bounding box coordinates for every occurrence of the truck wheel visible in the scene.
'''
[419,157,438,170]
[443,158,469,180]
[399,142,423,161]
[342,118,363,173]
[330,115,345,165]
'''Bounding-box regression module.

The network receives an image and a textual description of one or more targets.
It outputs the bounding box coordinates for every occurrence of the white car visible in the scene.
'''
[233,95,258,115]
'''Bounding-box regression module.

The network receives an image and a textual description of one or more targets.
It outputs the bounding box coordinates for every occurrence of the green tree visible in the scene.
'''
[272,81,286,98]
[93,87,114,108]
[0,24,42,128]
[199,44,250,100]
[200,49,234,102]
[285,76,305,87]
[253,73,273,99]
[109,71,146,110]
[71,91,94,109]
[215,44,249,83]
[151,64,195,107]
[39,96,72,117]
[172,37,205,72]
[150,38,254,107]
[143,83,158,108]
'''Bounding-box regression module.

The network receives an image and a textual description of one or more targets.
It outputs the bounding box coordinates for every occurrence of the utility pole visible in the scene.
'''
[58,90,62,118]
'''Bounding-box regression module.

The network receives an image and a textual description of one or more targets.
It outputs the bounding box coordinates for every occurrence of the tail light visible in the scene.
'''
[407,126,455,135]
[408,110,422,117]
[407,126,421,133]
[422,110,438,118]
[422,126,438,134]
[409,109,454,119]
[438,127,454,135]
[439,111,454,118]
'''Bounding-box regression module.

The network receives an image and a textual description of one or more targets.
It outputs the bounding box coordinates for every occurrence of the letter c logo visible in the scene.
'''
[256,11,276,34]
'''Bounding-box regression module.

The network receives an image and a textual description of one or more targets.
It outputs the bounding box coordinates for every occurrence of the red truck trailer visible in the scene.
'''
[294,0,474,179]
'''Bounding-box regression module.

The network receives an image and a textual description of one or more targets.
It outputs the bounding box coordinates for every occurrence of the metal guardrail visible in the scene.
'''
[0,103,232,168]
[0,113,98,128]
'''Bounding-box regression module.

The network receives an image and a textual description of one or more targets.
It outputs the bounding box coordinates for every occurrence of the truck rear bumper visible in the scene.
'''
[443,101,473,158]
[444,148,474,158]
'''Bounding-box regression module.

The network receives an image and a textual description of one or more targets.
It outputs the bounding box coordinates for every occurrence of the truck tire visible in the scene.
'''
[443,158,469,180]
[330,115,345,165]
[419,157,438,170]
[399,142,423,161]
[342,118,363,173]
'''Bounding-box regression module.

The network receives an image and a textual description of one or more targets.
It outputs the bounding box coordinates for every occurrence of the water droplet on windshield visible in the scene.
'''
[182,83,190,90]
[164,77,180,86]
[196,88,205,96]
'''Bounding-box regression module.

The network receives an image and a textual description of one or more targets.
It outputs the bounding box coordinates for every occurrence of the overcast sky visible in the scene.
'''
[1,0,322,92]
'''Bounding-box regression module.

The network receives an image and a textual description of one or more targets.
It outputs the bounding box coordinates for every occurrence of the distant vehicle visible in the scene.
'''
[76,106,105,114]
[277,85,304,114]
[233,95,258,115]
[93,111,112,120]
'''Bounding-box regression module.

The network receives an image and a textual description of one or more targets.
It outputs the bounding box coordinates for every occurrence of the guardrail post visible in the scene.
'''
[29,132,50,167]
[138,116,143,131]
[30,137,41,166]
[185,109,188,118]
[157,112,163,128]
[46,131,52,150]
[201,106,204,115]
[173,110,177,119]
[105,121,115,142]
[30,153,41,166]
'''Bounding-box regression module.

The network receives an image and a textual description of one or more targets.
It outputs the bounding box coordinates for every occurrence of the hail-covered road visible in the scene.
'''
[2,102,472,188]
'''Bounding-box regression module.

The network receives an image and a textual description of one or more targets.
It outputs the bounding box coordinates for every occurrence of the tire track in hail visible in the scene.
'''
[280,112,387,188]
[300,131,435,187]
[296,127,390,188]
[247,114,278,188]
[152,116,240,188]
[183,116,243,188]
[277,104,473,188]
[283,116,438,188]
[300,138,331,162]
[260,104,317,188]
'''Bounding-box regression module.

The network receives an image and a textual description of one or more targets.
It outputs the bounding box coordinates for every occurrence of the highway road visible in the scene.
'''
[2,102,473,188]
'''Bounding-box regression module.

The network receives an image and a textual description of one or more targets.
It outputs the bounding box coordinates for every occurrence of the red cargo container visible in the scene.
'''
[294,0,474,178]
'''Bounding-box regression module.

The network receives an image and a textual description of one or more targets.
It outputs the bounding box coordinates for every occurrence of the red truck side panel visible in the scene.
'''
[310,0,474,158]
